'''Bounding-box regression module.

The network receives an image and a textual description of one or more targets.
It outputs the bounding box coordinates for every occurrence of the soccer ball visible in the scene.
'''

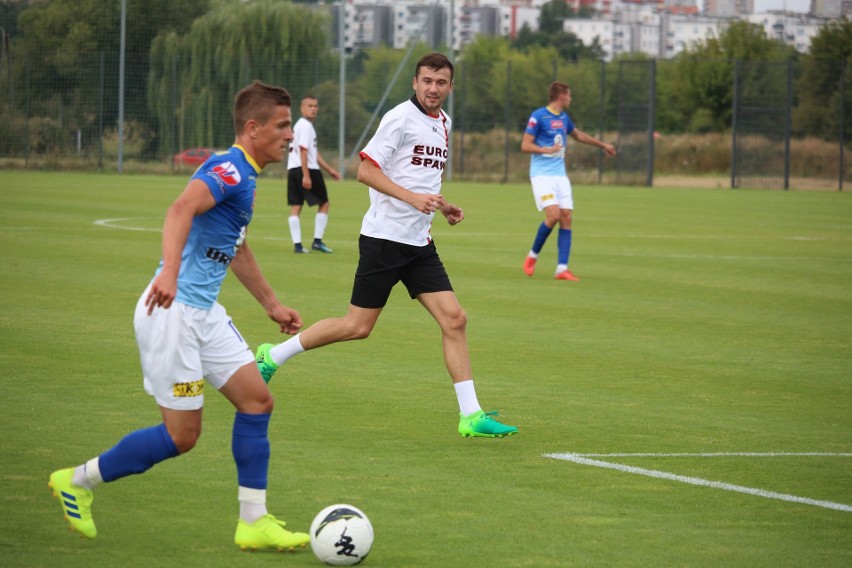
[310,504,374,566]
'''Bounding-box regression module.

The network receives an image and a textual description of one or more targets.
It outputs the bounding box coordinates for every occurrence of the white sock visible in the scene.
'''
[288,215,301,245]
[269,334,306,365]
[454,380,482,416]
[238,486,268,524]
[314,212,328,241]
[528,251,539,259]
[556,263,568,274]
[72,457,103,489]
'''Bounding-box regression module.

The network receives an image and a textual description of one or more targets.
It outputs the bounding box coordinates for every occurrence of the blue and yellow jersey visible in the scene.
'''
[153,145,260,310]
[524,106,575,177]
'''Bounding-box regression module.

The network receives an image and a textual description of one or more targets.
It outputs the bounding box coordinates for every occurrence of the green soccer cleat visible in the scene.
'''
[311,240,333,253]
[458,410,518,438]
[49,468,97,539]
[234,514,310,552]
[255,343,279,384]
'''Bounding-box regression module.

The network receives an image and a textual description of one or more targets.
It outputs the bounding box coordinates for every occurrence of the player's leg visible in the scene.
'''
[524,177,560,276]
[256,304,382,383]
[311,173,333,253]
[49,291,194,539]
[202,305,309,551]
[407,246,517,438]
[418,291,518,438]
[287,168,309,254]
[257,235,395,383]
[553,177,578,281]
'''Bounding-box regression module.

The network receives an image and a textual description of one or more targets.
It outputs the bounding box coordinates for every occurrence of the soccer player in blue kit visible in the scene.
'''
[521,81,616,281]
[49,81,311,551]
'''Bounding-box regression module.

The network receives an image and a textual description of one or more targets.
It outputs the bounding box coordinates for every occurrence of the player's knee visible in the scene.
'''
[170,426,202,454]
[444,307,468,334]
[348,321,373,340]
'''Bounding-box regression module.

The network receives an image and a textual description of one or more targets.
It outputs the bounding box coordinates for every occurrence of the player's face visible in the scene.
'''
[412,66,453,115]
[252,104,293,168]
[561,89,573,109]
[301,98,318,120]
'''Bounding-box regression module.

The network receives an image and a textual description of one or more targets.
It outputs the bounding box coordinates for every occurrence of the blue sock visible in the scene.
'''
[99,424,180,482]
[531,222,554,255]
[232,413,271,490]
[557,229,573,266]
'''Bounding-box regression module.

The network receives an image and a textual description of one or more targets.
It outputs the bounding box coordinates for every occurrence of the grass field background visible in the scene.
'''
[1,171,850,567]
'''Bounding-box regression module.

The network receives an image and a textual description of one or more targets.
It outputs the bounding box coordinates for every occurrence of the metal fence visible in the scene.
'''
[1,46,849,190]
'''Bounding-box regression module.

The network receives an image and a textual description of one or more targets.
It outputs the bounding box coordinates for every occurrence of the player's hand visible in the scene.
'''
[549,141,563,155]
[410,192,443,215]
[145,270,178,315]
[303,175,313,190]
[440,202,464,226]
[330,170,341,181]
[269,305,303,335]
[602,142,616,157]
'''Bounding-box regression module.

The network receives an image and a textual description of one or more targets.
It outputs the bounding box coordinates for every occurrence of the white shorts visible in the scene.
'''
[133,287,254,410]
[530,175,573,211]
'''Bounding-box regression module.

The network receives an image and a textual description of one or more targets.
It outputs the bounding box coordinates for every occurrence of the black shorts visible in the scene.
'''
[287,168,329,206]
[350,235,454,309]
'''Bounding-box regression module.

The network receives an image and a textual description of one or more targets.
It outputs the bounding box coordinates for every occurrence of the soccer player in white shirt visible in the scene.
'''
[256,53,517,438]
[49,81,311,551]
[287,95,340,254]
[521,81,616,281]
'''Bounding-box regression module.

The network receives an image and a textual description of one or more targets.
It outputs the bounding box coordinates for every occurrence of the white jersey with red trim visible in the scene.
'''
[359,96,451,246]
[287,117,318,170]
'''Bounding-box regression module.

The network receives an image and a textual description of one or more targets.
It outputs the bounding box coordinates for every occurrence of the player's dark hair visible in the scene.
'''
[233,80,291,134]
[415,52,454,82]
[548,81,570,102]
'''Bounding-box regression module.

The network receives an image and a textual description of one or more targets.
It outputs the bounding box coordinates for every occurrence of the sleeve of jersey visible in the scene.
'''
[191,157,237,204]
[524,113,538,136]
[359,109,405,169]
[565,115,575,136]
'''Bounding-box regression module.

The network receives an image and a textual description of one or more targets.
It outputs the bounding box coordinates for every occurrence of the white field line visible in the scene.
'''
[544,452,852,513]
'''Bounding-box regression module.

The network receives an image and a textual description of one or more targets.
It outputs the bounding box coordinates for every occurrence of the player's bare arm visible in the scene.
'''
[357,158,443,214]
[146,180,216,315]
[300,146,312,189]
[521,133,562,155]
[317,154,341,180]
[570,128,616,157]
[230,241,303,335]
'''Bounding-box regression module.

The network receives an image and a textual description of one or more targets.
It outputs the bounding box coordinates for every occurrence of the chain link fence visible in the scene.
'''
[1,45,849,189]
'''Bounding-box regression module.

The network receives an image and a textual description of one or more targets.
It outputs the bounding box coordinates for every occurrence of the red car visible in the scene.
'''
[173,148,218,167]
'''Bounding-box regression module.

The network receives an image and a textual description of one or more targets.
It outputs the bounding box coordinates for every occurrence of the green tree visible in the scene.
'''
[793,20,852,139]
[14,0,208,154]
[669,20,795,132]
[148,0,333,154]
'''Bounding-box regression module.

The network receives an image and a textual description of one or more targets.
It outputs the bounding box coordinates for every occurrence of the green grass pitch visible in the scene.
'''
[1,171,850,567]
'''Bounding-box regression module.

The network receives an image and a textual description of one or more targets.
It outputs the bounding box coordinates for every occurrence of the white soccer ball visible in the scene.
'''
[310,504,374,566]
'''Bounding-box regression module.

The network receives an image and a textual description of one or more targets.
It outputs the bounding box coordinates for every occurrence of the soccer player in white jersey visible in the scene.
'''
[49,81,312,551]
[256,52,517,438]
[521,81,616,281]
[287,95,340,254]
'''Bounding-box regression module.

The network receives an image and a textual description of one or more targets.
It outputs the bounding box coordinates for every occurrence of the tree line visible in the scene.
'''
[1,0,849,159]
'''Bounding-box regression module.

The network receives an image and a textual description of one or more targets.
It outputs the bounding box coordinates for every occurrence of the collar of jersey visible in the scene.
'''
[546,104,561,115]
[409,94,441,119]
[232,144,262,173]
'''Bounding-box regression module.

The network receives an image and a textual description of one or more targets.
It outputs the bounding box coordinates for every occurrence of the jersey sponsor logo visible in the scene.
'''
[210,162,241,187]
[173,379,203,398]
[411,144,447,170]
[550,119,564,130]
[206,247,233,266]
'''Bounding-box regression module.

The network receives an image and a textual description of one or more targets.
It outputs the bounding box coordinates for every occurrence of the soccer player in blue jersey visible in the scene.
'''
[49,81,311,552]
[521,81,616,281]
